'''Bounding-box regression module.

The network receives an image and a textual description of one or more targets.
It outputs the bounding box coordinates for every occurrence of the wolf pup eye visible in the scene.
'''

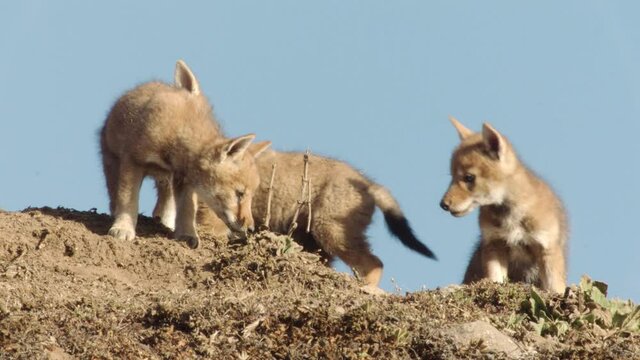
[463,173,476,184]
[235,189,245,199]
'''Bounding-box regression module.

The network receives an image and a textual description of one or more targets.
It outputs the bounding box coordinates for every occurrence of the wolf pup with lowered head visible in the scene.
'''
[198,147,437,290]
[440,117,568,293]
[100,60,269,248]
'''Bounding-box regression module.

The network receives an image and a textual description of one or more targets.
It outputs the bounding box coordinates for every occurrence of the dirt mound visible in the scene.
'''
[1,207,638,359]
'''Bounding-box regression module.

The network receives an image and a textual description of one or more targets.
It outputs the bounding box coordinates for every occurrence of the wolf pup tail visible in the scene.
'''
[368,184,437,260]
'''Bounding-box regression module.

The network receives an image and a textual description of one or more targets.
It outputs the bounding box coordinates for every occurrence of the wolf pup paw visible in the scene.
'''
[108,226,136,241]
[178,235,200,249]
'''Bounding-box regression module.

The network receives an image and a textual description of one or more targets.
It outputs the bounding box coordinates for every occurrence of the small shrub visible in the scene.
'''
[521,275,640,337]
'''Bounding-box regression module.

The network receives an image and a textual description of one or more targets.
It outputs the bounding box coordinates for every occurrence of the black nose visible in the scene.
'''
[247,225,255,232]
[440,200,450,211]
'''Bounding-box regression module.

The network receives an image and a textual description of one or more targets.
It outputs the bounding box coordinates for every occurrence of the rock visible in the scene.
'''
[438,284,464,296]
[442,320,523,358]
[43,347,73,360]
[360,284,387,296]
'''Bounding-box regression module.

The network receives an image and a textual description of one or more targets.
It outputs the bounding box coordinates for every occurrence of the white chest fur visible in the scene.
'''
[483,219,528,246]
[482,207,557,250]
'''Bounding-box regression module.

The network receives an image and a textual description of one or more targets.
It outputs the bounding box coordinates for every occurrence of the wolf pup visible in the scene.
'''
[100,60,269,248]
[199,146,437,290]
[440,117,568,293]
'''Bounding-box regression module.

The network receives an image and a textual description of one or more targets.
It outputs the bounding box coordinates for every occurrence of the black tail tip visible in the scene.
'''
[417,246,438,261]
[383,213,437,261]
[413,243,438,261]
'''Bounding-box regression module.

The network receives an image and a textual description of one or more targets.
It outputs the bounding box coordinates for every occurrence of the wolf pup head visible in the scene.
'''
[440,116,519,217]
[195,135,271,234]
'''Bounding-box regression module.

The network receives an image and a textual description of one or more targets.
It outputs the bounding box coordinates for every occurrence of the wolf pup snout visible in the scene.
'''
[439,199,450,212]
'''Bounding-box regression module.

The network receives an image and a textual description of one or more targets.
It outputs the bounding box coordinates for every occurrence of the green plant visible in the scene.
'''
[524,287,571,337]
[276,235,302,256]
[521,275,640,337]
[576,276,639,334]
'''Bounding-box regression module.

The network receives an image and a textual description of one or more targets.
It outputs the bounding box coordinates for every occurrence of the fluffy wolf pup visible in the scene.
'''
[100,60,269,248]
[198,146,437,290]
[439,117,568,293]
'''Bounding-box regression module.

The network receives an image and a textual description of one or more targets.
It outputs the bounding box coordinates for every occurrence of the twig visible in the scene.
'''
[261,163,277,230]
[306,177,312,233]
[288,150,312,236]
[303,150,312,233]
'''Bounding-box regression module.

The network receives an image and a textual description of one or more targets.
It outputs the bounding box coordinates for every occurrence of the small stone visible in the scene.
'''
[442,320,523,357]
[360,285,387,296]
[438,284,464,296]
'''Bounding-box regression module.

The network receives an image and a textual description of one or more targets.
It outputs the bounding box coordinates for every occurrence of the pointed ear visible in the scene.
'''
[482,123,506,159]
[449,116,473,140]
[220,134,256,162]
[174,59,200,95]
[249,141,272,158]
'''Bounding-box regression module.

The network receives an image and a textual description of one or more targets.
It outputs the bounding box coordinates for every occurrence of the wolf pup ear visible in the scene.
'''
[174,59,200,95]
[221,134,256,162]
[249,141,272,158]
[482,123,506,159]
[449,116,473,140]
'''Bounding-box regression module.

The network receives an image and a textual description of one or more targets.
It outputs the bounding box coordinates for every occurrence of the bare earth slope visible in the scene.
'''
[1,207,638,359]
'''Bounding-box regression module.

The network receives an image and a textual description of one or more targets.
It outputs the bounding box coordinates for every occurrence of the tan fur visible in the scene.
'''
[199,145,436,287]
[440,117,568,293]
[100,60,269,248]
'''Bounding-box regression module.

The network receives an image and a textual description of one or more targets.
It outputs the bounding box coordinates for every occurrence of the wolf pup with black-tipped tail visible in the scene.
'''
[199,146,437,293]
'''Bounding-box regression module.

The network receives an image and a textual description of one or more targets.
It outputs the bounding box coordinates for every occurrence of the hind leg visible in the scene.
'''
[152,175,176,230]
[101,148,120,215]
[338,237,385,295]
[108,159,145,241]
[346,249,384,287]
[312,222,383,287]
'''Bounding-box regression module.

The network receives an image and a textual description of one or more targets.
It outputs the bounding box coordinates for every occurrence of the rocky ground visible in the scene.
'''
[1,207,638,359]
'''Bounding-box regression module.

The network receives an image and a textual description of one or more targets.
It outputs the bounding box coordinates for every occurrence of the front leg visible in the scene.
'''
[152,175,176,230]
[481,240,509,283]
[174,181,200,249]
[536,247,567,294]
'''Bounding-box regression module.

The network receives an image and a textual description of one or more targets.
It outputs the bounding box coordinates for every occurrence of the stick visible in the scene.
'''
[306,177,312,233]
[261,163,277,230]
[288,151,311,236]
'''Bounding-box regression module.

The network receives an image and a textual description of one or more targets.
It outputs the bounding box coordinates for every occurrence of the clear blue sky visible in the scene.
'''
[1,1,638,301]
